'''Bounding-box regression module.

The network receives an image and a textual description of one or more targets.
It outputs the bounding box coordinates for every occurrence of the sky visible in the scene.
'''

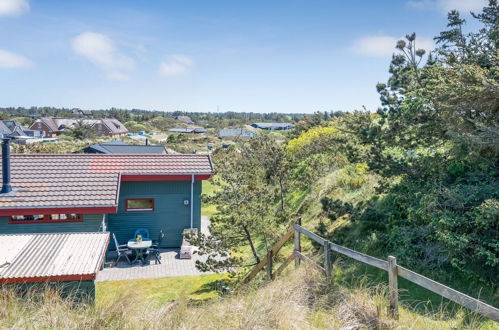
[0,0,489,113]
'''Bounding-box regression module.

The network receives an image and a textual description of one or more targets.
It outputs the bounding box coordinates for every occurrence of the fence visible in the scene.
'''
[243,219,499,322]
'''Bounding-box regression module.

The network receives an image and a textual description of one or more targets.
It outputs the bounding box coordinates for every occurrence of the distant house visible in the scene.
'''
[0,232,109,301]
[29,117,128,137]
[71,108,93,117]
[175,116,195,125]
[251,123,294,130]
[193,127,207,133]
[0,120,45,139]
[219,128,256,138]
[83,141,167,154]
[169,127,207,134]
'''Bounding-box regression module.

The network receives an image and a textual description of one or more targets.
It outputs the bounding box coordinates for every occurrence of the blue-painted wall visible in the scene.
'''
[0,180,202,249]
[0,214,103,233]
[107,180,202,248]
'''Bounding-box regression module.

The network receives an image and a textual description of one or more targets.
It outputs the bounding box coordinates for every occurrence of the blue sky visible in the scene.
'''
[0,0,488,113]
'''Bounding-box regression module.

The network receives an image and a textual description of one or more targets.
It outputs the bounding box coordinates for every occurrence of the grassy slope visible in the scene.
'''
[290,168,498,316]
[202,180,218,216]
[2,266,496,329]
[97,274,227,306]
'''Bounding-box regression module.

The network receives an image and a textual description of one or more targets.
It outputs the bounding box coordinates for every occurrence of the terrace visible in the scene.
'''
[97,248,210,281]
[97,216,213,281]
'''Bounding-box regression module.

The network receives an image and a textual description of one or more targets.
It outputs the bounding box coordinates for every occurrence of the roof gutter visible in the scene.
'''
[0,205,118,216]
[190,174,194,229]
[121,173,212,182]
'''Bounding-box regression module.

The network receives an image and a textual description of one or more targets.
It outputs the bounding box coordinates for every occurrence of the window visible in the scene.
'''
[9,214,83,224]
[125,198,154,212]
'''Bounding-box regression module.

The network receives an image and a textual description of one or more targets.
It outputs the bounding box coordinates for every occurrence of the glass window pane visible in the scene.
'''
[127,199,154,210]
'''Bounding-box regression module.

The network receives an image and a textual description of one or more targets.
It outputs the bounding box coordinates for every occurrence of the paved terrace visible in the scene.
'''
[97,216,212,282]
[96,248,211,281]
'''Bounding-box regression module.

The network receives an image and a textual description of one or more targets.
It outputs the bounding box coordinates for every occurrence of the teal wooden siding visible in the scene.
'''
[0,214,103,234]
[107,180,202,248]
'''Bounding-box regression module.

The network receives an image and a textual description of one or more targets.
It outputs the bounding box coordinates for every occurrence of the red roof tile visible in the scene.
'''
[0,154,213,210]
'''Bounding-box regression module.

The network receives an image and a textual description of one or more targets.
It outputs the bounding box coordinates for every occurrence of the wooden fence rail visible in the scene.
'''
[243,220,499,322]
[294,223,499,322]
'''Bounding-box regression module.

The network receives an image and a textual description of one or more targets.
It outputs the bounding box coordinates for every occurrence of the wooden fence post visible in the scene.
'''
[294,218,302,268]
[388,256,399,320]
[266,250,273,281]
[324,240,332,279]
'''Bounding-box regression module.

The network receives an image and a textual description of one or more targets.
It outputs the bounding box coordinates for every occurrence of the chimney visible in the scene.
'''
[145,138,149,146]
[1,138,12,194]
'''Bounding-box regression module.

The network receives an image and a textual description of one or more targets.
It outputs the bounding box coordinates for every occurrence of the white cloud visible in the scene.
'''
[159,54,194,77]
[351,35,434,58]
[71,32,135,80]
[407,0,487,13]
[0,0,29,16]
[0,49,33,68]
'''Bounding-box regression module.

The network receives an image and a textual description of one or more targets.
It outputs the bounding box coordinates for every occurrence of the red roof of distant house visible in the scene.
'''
[0,154,213,215]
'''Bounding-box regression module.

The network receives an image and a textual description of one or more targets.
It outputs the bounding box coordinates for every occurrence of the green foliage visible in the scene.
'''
[290,3,499,297]
[62,121,99,140]
[320,197,353,221]
[190,135,292,274]
[124,121,146,133]
[287,125,339,157]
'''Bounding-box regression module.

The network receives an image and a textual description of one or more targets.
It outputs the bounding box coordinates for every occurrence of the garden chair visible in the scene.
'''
[148,231,164,264]
[146,246,162,264]
[134,228,150,239]
[152,230,164,248]
[113,233,131,265]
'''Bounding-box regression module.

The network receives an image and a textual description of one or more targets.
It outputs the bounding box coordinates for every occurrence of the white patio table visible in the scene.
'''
[127,238,152,263]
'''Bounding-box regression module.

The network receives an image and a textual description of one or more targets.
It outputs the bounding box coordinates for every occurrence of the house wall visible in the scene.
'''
[0,181,203,249]
[29,121,60,137]
[0,214,104,234]
[107,180,202,248]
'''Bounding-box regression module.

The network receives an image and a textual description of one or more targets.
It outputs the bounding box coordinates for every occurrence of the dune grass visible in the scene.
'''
[1,266,496,329]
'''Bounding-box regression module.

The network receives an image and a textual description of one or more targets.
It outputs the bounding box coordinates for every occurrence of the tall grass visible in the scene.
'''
[0,267,495,329]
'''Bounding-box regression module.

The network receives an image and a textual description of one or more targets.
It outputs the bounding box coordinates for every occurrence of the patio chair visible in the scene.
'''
[146,246,162,264]
[147,231,164,265]
[134,228,150,239]
[113,233,131,265]
[152,230,165,248]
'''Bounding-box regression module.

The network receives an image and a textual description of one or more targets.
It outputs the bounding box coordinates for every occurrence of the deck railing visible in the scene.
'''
[242,219,499,322]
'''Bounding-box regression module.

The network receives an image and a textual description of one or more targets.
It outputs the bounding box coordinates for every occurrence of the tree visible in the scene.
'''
[190,136,291,274]
[434,1,498,69]
[63,121,98,139]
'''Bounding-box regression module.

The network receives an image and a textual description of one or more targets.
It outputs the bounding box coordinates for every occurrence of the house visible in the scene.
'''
[0,232,109,301]
[0,120,45,139]
[71,108,93,117]
[169,127,206,134]
[29,117,128,137]
[250,122,294,130]
[175,115,195,125]
[0,140,213,249]
[83,141,167,154]
[219,128,256,138]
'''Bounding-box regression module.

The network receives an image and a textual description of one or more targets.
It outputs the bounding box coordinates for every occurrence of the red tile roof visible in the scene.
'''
[0,154,213,211]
